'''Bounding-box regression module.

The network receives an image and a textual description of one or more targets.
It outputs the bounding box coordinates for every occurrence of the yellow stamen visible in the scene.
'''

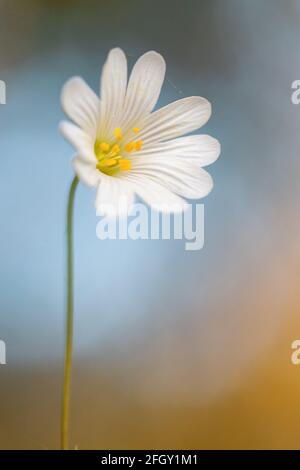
[135,140,143,151]
[100,142,110,152]
[125,142,135,153]
[119,159,132,171]
[94,134,133,174]
[114,127,122,140]
[133,127,140,134]
[100,158,117,168]
[105,158,117,167]
[111,144,120,154]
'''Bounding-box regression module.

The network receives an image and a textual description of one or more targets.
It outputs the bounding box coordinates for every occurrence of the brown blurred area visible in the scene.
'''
[0,335,300,450]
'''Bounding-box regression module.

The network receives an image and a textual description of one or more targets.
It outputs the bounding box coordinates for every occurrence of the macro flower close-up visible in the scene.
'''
[60,48,220,216]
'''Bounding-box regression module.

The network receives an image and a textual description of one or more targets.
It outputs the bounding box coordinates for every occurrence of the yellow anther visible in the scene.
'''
[135,140,143,151]
[111,144,120,154]
[105,158,117,167]
[94,140,102,156]
[114,127,123,140]
[100,142,110,152]
[97,158,117,169]
[119,159,131,171]
[133,127,140,134]
[125,142,135,153]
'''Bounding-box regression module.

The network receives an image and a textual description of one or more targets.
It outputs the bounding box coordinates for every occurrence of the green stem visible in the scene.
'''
[61,176,79,450]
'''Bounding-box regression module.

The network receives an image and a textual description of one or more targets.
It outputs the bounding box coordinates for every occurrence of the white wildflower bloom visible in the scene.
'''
[60,48,220,216]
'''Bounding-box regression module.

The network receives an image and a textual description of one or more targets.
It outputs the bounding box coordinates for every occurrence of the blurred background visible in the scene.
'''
[0,0,300,449]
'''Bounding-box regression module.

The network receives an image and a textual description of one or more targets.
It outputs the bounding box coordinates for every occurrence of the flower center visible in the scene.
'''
[94,127,143,176]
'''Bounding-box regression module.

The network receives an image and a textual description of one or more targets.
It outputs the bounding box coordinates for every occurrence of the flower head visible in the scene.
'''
[60,48,220,216]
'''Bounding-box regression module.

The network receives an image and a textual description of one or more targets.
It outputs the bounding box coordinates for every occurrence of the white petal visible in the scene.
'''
[96,174,135,217]
[99,48,127,139]
[136,135,220,167]
[72,156,100,188]
[60,121,96,163]
[121,51,166,133]
[61,77,99,136]
[123,174,188,213]
[138,96,211,144]
[130,158,213,199]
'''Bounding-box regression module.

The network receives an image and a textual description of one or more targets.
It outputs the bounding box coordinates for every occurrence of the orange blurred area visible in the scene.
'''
[1,336,300,450]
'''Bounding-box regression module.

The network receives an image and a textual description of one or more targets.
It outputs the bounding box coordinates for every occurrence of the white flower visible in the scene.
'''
[60,48,220,216]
